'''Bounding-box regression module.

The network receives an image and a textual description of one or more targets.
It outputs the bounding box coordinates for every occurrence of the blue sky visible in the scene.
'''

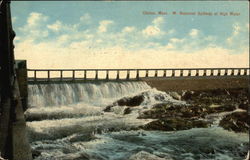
[11,1,249,69]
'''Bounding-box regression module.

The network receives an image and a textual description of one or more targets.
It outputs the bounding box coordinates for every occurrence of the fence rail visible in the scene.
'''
[27,68,250,83]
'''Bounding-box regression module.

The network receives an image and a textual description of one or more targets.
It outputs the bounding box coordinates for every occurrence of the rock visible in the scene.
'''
[228,89,246,97]
[219,111,249,133]
[154,94,166,101]
[103,95,144,112]
[142,118,210,131]
[68,133,97,143]
[116,95,144,107]
[32,149,41,159]
[208,104,236,113]
[103,105,112,112]
[123,107,132,115]
[181,89,248,106]
[169,92,181,100]
[139,88,248,132]
[181,91,195,100]
[152,103,172,109]
[238,101,249,111]
[139,103,208,120]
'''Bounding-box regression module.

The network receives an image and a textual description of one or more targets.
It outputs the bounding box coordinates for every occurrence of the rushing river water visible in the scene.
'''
[26,82,248,160]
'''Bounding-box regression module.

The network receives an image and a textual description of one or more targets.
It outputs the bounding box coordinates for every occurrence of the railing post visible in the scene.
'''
[224,69,228,76]
[210,69,214,76]
[84,70,87,80]
[203,69,206,76]
[136,69,139,80]
[116,70,120,80]
[180,69,183,77]
[218,69,221,76]
[126,70,130,79]
[163,70,166,77]
[60,70,63,81]
[171,70,175,77]
[187,70,191,76]
[34,70,37,81]
[231,69,234,76]
[72,70,75,81]
[237,69,241,76]
[145,70,148,77]
[95,70,98,80]
[154,70,158,77]
[244,69,247,75]
[195,69,199,76]
[106,70,109,80]
[47,70,50,81]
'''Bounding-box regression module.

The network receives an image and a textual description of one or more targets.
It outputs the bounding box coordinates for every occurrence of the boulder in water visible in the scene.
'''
[238,101,249,111]
[141,118,210,131]
[139,103,208,119]
[168,92,182,100]
[181,90,195,101]
[103,105,113,112]
[123,107,132,115]
[104,94,144,112]
[219,111,249,133]
[68,133,97,143]
[116,95,144,106]
[139,88,248,132]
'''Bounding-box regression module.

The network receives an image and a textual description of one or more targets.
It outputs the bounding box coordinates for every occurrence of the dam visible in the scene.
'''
[27,68,249,91]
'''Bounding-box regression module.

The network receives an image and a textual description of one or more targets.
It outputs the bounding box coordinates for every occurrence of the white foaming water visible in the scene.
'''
[26,82,248,160]
[26,82,183,121]
[28,81,150,107]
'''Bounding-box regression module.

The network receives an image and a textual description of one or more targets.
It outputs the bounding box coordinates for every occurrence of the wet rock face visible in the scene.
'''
[181,88,248,106]
[181,91,196,101]
[139,104,208,119]
[103,105,113,112]
[168,92,182,100]
[103,95,144,112]
[238,101,249,111]
[104,88,249,132]
[116,95,144,107]
[219,111,249,133]
[141,118,210,131]
[139,88,249,132]
[138,103,212,131]
[123,107,132,115]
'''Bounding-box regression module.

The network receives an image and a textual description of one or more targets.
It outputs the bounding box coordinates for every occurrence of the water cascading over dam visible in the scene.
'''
[28,82,151,107]
[25,82,248,160]
[26,82,175,140]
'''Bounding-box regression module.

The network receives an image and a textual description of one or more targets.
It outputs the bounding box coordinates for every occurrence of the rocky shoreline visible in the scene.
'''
[104,88,249,133]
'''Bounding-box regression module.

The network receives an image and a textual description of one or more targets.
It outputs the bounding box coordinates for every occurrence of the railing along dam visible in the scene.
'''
[27,68,249,84]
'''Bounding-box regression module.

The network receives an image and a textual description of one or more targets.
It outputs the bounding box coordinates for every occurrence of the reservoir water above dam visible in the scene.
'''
[25,81,248,160]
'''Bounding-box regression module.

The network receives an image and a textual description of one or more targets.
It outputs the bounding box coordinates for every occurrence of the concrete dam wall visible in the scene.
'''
[143,76,249,92]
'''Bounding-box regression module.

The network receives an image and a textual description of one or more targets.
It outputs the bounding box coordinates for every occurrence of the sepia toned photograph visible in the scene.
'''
[0,0,249,160]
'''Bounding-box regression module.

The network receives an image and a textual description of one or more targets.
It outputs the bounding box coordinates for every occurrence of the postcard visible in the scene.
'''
[0,0,249,160]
